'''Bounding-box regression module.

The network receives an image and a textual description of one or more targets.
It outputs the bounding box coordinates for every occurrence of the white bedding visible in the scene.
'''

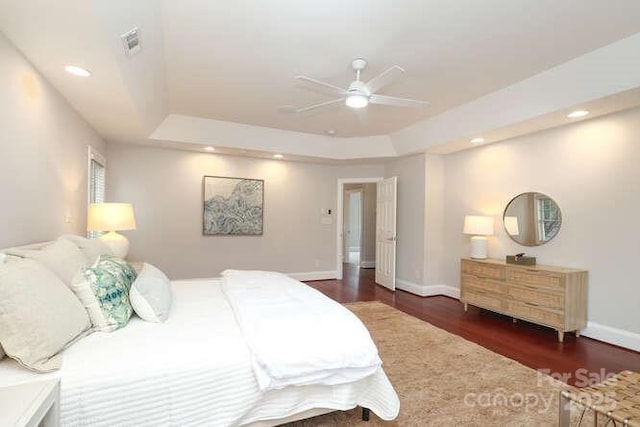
[222,270,381,391]
[0,278,400,426]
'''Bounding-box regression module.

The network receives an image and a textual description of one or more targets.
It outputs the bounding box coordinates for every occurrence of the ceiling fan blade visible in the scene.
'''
[277,105,298,114]
[365,65,405,94]
[293,98,344,113]
[369,94,429,108]
[295,76,348,97]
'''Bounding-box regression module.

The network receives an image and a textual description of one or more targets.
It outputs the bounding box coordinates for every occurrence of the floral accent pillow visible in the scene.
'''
[71,254,138,332]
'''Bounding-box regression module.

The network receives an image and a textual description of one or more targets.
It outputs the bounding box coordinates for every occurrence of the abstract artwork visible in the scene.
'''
[203,176,264,235]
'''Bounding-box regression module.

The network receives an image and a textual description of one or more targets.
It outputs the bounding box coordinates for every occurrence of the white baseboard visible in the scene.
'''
[288,271,337,281]
[439,285,461,299]
[395,280,460,299]
[392,281,639,352]
[581,321,640,352]
[360,260,376,269]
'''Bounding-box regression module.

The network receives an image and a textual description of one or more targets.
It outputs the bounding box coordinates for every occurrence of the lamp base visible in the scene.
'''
[99,231,130,259]
[469,236,488,259]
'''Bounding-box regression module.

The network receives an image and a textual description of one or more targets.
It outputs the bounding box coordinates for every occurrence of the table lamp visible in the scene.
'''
[87,203,136,258]
[463,215,494,259]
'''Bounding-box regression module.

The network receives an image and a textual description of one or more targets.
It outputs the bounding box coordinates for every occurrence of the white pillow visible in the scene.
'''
[30,239,89,285]
[130,263,172,323]
[0,259,91,372]
[59,235,113,264]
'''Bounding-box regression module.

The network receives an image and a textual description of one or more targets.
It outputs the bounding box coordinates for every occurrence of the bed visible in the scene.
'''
[0,243,400,426]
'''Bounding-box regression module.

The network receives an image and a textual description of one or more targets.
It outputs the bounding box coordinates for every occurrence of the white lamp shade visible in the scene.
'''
[87,203,136,259]
[87,203,136,232]
[504,216,520,236]
[463,215,494,236]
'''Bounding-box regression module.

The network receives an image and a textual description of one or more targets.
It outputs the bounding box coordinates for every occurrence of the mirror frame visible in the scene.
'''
[503,192,562,247]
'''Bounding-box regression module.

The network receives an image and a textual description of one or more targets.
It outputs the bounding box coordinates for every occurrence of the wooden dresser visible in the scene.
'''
[460,258,588,342]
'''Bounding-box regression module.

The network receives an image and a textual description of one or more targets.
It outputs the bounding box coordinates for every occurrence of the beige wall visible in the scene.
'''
[424,153,445,286]
[385,153,426,285]
[106,143,384,279]
[442,106,640,334]
[0,32,106,247]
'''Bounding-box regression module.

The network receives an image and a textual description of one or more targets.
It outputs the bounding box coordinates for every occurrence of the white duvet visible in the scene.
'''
[222,270,382,391]
[0,277,400,426]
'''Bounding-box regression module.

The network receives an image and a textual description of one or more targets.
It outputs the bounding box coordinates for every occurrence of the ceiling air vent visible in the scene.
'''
[121,27,141,56]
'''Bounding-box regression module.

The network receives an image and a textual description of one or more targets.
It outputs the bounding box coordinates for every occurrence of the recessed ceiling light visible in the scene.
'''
[273,154,284,159]
[64,65,91,77]
[204,146,216,152]
[470,137,485,144]
[567,110,589,118]
[326,129,336,136]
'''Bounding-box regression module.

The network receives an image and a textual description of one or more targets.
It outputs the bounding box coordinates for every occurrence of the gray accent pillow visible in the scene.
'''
[59,235,113,264]
[0,344,4,360]
[130,263,172,322]
[0,259,91,372]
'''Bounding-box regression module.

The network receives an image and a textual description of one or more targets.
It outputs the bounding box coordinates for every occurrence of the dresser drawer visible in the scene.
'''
[506,268,564,290]
[462,274,504,294]
[506,284,565,309]
[506,301,564,328]
[462,260,505,281]
[461,290,503,312]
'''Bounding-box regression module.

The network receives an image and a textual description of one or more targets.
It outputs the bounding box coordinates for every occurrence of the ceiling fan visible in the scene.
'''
[286,58,429,113]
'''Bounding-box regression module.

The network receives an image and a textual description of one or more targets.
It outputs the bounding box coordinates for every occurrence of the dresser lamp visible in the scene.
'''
[87,203,136,259]
[463,215,494,259]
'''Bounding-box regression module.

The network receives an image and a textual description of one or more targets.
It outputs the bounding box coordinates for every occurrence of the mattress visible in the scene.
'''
[0,278,399,426]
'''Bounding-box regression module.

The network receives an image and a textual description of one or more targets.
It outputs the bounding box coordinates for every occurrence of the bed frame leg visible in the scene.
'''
[362,407,370,421]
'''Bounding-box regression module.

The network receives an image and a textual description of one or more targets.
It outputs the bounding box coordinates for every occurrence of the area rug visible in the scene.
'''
[286,301,579,426]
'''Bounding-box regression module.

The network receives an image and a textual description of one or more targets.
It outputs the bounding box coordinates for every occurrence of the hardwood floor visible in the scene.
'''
[307,263,640,387]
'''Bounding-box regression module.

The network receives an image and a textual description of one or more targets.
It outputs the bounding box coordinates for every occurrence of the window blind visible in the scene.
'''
[89,158,106,238]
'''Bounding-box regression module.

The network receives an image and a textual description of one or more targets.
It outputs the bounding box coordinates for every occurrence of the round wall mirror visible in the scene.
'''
[503,192,562,246]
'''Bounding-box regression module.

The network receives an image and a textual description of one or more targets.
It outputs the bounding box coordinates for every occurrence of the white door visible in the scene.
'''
[375,176,397,290]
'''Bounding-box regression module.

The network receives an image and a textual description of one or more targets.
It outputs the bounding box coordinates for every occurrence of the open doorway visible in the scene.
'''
[336,178,381,280]
[344,188,363,266]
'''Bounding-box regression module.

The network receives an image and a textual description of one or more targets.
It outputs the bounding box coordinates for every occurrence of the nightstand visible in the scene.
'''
[0,379,60,427]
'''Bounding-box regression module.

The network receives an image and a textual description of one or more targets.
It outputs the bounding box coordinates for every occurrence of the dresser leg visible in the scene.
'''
[463,303,468,312]
[575,330,581,338]
[512,318,517,323]
[557,330,564,342]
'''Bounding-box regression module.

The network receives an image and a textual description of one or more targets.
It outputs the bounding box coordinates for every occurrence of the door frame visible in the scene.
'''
[336,177,383,280]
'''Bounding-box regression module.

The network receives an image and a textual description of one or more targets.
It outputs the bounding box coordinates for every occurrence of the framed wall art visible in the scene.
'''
[202,176,264,235]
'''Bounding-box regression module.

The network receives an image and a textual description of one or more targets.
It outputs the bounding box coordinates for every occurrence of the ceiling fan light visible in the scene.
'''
[345,94,368,109]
